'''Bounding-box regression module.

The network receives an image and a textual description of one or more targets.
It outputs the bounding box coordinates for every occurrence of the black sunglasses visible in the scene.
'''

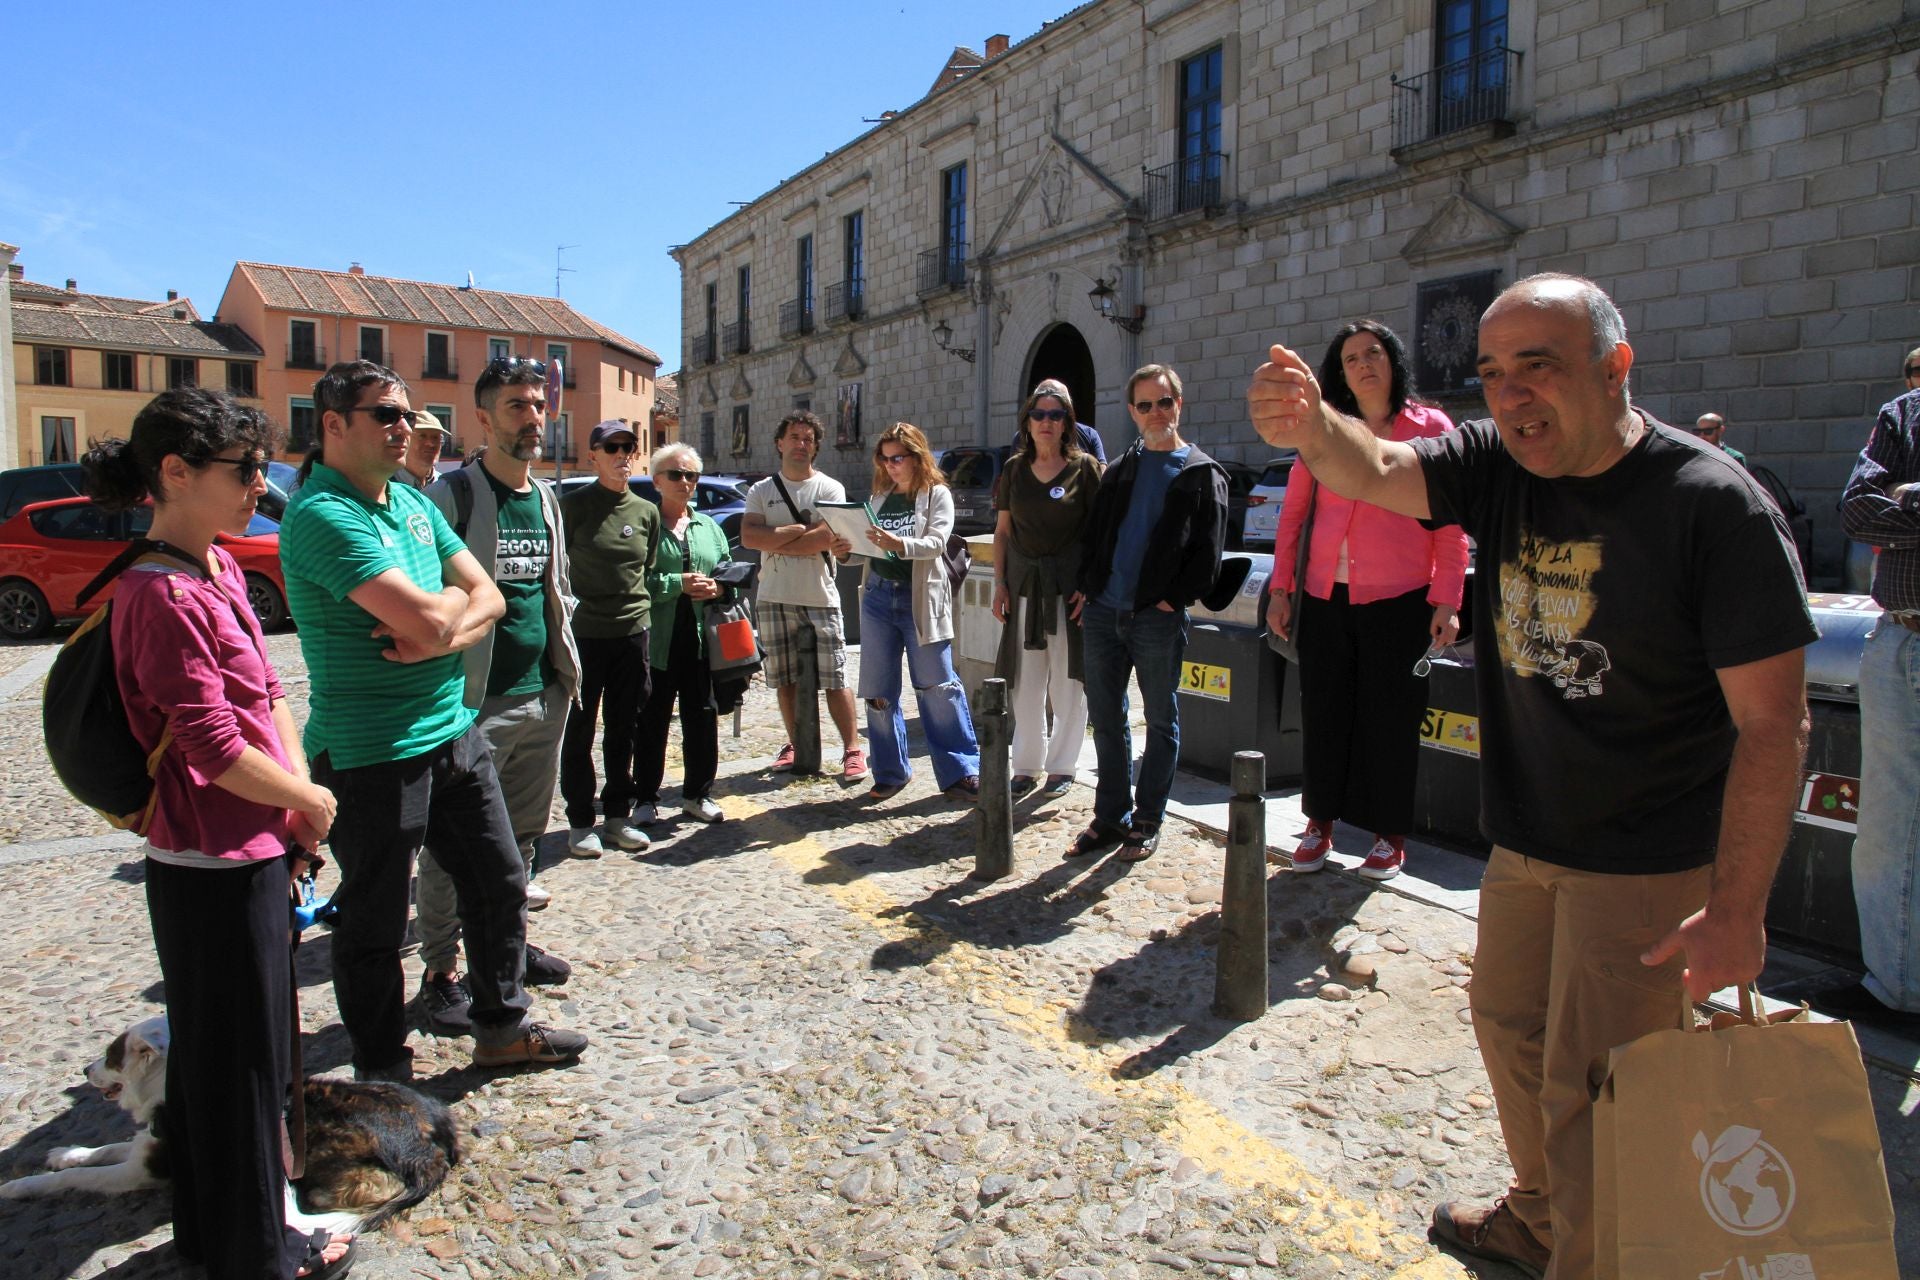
[205,455,268,486]
[661,468,701,482]
[599,441,638,455]
[1907,366,1920,378]
[483,356,547,378]
[1029,408,1068,422]
[1132,395,1177,414]
[345,404,420,429]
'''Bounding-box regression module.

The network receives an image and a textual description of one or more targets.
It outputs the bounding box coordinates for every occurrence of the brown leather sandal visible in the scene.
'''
[1065,823,1123,859]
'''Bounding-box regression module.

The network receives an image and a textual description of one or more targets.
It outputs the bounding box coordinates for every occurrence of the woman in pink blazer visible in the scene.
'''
[1267,320,1469,881]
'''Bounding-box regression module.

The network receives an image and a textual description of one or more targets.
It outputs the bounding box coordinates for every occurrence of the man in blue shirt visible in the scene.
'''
[1068,364,1229,864]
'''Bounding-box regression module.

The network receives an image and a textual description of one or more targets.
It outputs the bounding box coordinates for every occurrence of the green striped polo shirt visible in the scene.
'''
[279,462,477,768]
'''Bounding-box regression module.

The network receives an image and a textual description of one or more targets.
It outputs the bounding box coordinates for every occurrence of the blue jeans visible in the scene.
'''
[1080,600,1188,831]
[859,576,980,789]
[1853,617,1920,1012]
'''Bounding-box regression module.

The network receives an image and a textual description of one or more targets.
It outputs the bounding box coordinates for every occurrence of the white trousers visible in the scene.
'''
[1009,597,1088,777]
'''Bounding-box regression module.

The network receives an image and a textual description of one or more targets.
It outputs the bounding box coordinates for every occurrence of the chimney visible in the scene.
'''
[6,263,21,282]
[348,262,365,276]
[166,289,177,301]
[986,33,1009,58]
[65,278,77,291]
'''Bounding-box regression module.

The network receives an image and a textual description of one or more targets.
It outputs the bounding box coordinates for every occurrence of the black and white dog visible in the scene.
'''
[0,1017,461,1233]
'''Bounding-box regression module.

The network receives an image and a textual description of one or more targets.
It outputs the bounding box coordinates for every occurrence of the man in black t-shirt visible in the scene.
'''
[1249,275,1814,1280]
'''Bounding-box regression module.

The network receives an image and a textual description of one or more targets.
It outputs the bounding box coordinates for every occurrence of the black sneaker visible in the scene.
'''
[417,972,472,1036]
[472,1022,589,1069]
[524,944,572,986]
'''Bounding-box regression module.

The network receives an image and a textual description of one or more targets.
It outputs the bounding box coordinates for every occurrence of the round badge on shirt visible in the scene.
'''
[621,524,634,538]
[1048,485,1066,500]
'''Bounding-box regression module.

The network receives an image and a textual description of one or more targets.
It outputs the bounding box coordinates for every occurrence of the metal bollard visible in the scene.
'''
[1212,750,1269,1021]
[972,678,1013,881]
[792,635,822,775]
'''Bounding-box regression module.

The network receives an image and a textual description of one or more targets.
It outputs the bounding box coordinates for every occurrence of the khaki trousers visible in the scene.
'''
[1469,846,1711,1280]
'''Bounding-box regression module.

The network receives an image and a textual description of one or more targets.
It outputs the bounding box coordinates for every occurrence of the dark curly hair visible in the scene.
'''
[1317,320,1429,420]
[82,387,281,510]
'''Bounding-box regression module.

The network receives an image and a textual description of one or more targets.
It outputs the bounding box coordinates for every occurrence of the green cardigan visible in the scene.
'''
[644,510,730,670]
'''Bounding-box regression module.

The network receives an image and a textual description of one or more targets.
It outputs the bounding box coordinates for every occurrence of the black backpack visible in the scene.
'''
[43,538,201,832]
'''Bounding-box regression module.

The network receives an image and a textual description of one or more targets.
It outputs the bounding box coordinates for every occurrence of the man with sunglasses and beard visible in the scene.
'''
[409,356,584,1040]
[280,360,588,1078]
[559,420,661,856]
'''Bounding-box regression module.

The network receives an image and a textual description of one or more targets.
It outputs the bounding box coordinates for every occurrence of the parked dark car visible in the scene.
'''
[1746,461,1814,580]
[939,446,1011,537]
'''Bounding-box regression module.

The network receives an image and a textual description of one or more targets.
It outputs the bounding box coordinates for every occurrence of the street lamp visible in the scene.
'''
[1088,275,1145,335]
[931,317,975,363]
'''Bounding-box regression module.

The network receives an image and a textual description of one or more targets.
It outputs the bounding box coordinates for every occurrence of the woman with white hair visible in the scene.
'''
[633,442,730,824]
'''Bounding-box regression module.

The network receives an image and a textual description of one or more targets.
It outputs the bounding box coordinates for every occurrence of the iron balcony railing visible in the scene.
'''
[286,342,326,370]
[825,278,865,323]
[722,319,751,356]
[1144,151,1230,220]
[1392,44,1522,150]
[421,354,460,381]
[694,330,717,366]
[916,243,968,296]
[779,298,815,339]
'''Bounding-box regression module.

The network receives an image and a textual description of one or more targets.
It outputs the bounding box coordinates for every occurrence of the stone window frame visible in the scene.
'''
[1147,13,1240,180]
[357,323,388,367]
[1392,0,1537,156]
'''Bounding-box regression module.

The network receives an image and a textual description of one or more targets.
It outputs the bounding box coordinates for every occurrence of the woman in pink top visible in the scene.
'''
[1266,321,1469,881]
[83,389,350,1280]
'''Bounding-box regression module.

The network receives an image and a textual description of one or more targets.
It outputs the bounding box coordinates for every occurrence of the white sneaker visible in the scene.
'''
[680,796,725,823]
[526,880,552,910]
[567,827,605,858]
[632,803,658,825]
[606,820,650,850]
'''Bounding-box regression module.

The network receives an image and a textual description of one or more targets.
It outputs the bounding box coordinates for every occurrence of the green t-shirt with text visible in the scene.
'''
[872,493,914,583]
[484,468,555,697]
[278,463,476,768]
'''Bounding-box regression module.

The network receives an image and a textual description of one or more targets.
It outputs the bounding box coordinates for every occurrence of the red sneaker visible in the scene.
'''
[841,747,868,784]
[1291,821,1331,872]
[771,743,796,772]
[1358,837,1405,881]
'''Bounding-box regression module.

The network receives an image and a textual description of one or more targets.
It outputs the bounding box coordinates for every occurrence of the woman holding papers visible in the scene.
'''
[990,380,1104,797]
[831,423,981,801]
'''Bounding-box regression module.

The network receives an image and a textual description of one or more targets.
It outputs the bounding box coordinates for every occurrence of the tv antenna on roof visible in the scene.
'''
[555,244,579,298]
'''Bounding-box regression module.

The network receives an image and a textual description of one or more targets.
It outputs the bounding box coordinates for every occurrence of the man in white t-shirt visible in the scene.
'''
[741,410,865,781]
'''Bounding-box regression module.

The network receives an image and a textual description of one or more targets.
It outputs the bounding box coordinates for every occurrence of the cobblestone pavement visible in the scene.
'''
[0,632,1913,1278]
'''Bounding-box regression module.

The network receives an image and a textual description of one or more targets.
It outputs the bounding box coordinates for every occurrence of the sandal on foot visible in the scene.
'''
[1118,820,1162,862]
[295,1230,356,1280]
[1065,823,1124,859]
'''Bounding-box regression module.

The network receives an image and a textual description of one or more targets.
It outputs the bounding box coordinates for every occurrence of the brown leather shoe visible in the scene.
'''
[1429,1198,1550,1279]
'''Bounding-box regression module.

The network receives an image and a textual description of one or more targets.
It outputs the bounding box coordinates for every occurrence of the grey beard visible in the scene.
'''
[509,438,544,462]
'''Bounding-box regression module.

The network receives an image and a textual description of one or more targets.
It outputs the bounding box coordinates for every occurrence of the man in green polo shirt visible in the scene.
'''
[280,359,588,1079]
[414,356,583,1038]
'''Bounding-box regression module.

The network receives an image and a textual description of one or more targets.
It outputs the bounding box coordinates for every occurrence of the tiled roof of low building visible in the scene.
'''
[233,262,662,366]
[10,300,260,357]
[654,374,679,416]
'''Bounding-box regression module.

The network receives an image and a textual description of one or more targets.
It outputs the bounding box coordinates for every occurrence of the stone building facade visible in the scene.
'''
[673,0,1919,578]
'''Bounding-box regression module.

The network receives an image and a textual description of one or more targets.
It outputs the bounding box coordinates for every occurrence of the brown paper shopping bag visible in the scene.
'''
[1591,986,1898,1279]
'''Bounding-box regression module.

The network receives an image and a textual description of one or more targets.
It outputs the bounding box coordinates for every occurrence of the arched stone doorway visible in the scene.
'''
[1023,323,1097,431]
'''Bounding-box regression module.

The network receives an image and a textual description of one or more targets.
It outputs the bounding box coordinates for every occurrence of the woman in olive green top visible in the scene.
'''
[991,381,1104,796]
[634,443,731,824]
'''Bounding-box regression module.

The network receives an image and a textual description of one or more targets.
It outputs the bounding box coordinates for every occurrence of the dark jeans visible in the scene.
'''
[146,854,299,1280]
[635,602,718,802]
[1297,584,1431,836]
[560,629,651,828]
[312,724,531,1072]
[1080,600,1188,831]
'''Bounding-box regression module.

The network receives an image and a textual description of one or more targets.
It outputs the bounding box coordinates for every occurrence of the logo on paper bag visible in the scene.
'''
[1698,1253,1815,1279]
[1695,1126,1796,1236]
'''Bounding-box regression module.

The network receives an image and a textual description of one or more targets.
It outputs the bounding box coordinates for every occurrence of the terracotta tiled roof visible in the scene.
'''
[8,279,203,320]
[10,300,260,357]
[653,375,679,416]
[232,262,662,366]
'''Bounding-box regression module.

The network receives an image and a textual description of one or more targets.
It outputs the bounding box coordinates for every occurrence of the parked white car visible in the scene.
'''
[1240,454,1298,550]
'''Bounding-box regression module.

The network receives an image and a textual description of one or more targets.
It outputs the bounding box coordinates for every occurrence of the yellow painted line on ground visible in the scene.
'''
[728,795,1462,1278]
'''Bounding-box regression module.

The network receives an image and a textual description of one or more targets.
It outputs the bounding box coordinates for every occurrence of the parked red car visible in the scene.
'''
[0,496,288,640]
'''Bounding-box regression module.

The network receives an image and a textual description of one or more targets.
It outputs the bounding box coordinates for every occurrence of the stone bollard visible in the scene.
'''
[791,633,822,775]
[973,678,1013,881]
[1212,750,1269,1021]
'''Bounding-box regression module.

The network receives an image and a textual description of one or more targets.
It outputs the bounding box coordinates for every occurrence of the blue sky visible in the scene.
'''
[1,1,1068,370]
